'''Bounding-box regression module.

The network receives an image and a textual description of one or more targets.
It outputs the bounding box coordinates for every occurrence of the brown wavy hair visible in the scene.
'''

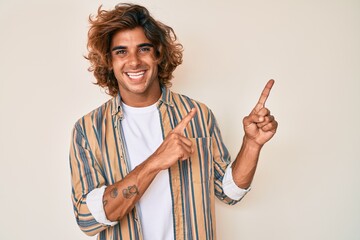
[86,3,183,96]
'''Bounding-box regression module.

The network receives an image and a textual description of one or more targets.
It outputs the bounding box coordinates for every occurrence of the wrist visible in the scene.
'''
[145,154,164,174]
[243,136,263,151]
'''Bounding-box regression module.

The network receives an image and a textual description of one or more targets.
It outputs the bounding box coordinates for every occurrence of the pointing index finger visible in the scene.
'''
[173,108,197,134]
[253,79,275,112]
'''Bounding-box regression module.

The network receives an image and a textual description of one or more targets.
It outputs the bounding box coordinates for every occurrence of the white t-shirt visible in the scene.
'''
[121,102,174,240]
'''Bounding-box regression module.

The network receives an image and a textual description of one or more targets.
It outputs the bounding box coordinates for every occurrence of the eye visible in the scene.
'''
[139,46,152,53]
[115,49,127,56]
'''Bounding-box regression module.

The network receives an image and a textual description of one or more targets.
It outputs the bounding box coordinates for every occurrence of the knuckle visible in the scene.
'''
[169,132,179,139]
[173,140,181,149]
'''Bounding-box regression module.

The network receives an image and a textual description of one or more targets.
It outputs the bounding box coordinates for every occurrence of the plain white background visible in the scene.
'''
[0,0,359,239]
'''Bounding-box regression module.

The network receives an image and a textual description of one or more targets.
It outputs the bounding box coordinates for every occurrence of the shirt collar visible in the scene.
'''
[158,85,174,107]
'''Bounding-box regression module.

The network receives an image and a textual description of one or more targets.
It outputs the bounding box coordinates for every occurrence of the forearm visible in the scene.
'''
[103,156,161,221]
[231,137,262,189]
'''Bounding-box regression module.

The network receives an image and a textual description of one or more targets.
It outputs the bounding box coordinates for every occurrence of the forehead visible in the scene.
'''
[111,27,151,47]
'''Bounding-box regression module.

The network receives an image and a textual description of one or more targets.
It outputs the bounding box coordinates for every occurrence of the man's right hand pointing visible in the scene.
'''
[150,108,197,170]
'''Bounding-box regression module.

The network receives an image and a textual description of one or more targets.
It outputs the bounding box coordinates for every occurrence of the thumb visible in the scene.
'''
[243,113,264,128]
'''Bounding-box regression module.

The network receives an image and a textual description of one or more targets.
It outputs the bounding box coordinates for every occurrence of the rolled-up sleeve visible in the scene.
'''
[222,164,251,200]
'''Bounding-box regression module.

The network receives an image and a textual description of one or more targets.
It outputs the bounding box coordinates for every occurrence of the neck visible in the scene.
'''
[120,85,162,107]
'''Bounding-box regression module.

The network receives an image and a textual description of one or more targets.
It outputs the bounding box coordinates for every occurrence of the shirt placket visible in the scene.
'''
[114,111,144,240]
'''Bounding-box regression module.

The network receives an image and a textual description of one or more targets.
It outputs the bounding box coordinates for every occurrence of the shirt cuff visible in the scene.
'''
[222,164,251,201]
[86,186,118,226]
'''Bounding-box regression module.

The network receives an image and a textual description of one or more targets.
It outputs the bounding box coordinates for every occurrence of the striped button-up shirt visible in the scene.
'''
[69,87,241,240]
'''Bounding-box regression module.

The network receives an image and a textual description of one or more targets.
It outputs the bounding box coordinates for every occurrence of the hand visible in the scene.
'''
[243,80,278,147]
[150,108,197,170]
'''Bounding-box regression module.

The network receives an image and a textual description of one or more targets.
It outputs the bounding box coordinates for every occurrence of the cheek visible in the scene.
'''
[111,57,126,68]
[144,52,158,63]
[150,63,159,76]
[111,64,125,79]
[146,57,159,70]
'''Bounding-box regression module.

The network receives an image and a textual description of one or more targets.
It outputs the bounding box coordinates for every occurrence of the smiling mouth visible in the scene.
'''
[126,71,145,79]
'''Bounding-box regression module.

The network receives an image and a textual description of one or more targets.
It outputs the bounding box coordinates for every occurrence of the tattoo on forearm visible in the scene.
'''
[122,185,139,199]
[110,187,118,198]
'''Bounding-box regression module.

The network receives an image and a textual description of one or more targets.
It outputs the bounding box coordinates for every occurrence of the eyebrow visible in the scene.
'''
[111,43,154,52]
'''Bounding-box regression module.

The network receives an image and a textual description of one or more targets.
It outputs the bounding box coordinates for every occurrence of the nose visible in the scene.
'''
[128,52,141,68]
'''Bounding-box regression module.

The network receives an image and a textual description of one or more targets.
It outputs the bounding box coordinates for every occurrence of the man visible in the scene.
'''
[69,3,278,240]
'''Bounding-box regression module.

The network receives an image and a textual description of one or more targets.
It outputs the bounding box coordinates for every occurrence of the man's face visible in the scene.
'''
[110,27,160,106]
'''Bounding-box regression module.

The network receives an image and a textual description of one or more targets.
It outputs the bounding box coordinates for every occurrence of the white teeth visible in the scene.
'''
[127,71,145,79]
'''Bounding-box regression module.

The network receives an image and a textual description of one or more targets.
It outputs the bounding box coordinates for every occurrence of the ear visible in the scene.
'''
[156,45,162,59]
